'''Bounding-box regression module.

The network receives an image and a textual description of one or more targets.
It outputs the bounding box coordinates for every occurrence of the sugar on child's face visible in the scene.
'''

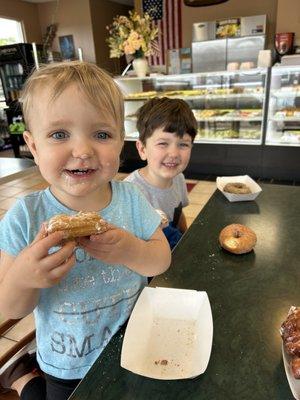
[136,127,193,185]
[23,83,123,210]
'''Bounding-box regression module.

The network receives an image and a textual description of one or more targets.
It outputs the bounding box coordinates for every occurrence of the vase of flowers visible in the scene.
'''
[132,56,149,78]
[106,11,158,77]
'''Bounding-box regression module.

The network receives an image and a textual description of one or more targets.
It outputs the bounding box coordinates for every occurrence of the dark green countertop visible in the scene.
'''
[70,184,300,400]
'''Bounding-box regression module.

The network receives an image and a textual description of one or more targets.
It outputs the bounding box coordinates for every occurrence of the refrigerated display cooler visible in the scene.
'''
[262,65,300,181]
[0,43,42,157]
[266,65,300,146]
[0,43,41,105]
[192,35,265,73]
[191,15,266,73]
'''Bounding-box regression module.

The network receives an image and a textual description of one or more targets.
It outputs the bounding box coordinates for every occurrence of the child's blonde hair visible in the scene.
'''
[20,61,125,138]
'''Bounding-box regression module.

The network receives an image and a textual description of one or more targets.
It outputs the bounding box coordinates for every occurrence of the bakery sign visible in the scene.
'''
[216,18,241,39]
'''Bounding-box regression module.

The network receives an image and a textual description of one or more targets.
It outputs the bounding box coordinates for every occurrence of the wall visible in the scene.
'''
[90,0,133,74]
[0,0,41,43]
[182,0,278,49]
[37,0,95,63]
[276,0,300,45]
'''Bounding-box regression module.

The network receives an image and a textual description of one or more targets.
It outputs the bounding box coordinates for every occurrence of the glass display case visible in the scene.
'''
[0,43,44,157]
[266,65,300,146]
[116,68,268,145]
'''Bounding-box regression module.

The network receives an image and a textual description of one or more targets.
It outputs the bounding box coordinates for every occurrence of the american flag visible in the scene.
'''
[143,0,182,66]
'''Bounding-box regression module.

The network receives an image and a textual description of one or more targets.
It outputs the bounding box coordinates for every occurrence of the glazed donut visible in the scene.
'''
[281,307,300,357]
[223,182,251,194]
[219,223,257,254]
[46,211,109,239]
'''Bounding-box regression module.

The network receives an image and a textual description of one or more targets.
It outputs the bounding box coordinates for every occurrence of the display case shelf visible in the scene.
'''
[125,116,262,122]
[270,117,300,122]
[194,117,262,122]
[117,68,268,146]
[266,65,300,147]
[270,89,300,98]
[124,93,264,101]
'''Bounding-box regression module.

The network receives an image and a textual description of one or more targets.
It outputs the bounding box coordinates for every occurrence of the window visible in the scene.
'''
[0,17,24,46]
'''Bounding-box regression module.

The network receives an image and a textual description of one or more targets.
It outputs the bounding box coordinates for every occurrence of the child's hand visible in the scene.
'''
[77,225,171,277]
[77,226,138,266]
[14,225,76,289]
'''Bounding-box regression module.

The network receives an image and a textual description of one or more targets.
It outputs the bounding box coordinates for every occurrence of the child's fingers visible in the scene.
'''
[52,254,76,277]
[33,231,66,258]
[90,228,118,242]
[44,254,76,286]
[45,241,76,268]
[89,234,105,242]
[31,223,48,245]
[77,233,106,244]
[76,237,90,246]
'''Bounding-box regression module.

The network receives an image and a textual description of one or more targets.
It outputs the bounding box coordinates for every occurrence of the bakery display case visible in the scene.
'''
[116,68,268,145]
[116,68,299,181]
[266,65,300,146]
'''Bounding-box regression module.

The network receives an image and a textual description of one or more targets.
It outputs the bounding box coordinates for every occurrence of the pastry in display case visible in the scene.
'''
[266,65,300,146]
[116,68,268,144]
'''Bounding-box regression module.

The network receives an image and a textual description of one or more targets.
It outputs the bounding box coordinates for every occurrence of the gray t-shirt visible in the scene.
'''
[124,170,189,225]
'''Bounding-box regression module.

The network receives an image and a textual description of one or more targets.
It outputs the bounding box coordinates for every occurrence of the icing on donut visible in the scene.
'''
[291,357,300,379]
[46,211,109,239]
[281,306,300,379]
[281,307,300,357]
[219,223,257,254]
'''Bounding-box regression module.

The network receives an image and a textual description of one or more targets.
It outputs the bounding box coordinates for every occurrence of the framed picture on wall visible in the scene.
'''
[59,35,75,60]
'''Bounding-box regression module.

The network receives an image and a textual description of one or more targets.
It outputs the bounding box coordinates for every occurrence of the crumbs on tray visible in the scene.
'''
[154,359,168,366]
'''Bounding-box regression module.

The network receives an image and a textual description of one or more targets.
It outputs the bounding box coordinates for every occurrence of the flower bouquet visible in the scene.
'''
[106,11,159,77]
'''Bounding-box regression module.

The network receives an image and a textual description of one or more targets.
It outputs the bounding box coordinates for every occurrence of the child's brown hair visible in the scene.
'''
[136,97,197,144]
[20,61,125,137]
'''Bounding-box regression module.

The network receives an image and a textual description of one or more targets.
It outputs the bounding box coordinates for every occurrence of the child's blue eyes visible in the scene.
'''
[52,131,68,140]
[50,131,109,140]
[96,131,109,140]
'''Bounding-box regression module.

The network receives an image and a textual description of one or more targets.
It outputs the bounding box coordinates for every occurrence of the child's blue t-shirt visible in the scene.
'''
[0,180,161,380]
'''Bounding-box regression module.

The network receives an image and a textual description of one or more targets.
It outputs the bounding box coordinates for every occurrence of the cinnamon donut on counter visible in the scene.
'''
[219,223,257,254]
[281,307,300,379]
[46,211,109,239]
[223,182,251,194]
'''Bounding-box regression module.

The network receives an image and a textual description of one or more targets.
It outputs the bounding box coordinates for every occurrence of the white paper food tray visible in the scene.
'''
[216,175,262,202]
[282,344,300,399]
[121,287,213,380]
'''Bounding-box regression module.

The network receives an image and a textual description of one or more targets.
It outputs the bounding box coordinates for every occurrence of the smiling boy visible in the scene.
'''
[125,97,198,249]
